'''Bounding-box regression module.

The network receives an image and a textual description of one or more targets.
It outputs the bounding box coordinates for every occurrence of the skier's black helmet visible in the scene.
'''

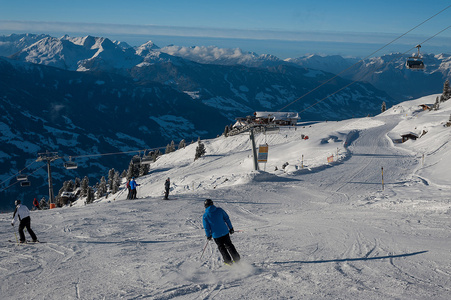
[15,199,21,206]
[204,199,213,208]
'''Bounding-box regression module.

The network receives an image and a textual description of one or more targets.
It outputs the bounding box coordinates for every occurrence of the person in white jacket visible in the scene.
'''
[11,200,38,243]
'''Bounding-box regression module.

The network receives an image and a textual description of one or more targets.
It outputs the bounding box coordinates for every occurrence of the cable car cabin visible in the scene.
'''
[406,58,424,70]
[64,161,78,170]
[406,44,425,70]
[20,180,31,187]
[16,174,28,181]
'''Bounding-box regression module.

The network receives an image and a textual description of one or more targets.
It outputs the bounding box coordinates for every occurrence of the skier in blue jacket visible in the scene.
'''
[202,199,240,265]
[129,177,139,199]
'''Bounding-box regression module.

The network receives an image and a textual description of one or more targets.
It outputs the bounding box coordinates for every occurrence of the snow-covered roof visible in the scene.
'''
[400,131,419,137]
[254,111,299,120]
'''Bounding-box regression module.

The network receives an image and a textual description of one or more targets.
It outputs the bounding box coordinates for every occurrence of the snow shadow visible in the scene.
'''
[252,171,301,183]
[149,167,172,175]
[344,130,359,147]
[272,250,428,265]
[83,240,175,244]
[352,153,411,158]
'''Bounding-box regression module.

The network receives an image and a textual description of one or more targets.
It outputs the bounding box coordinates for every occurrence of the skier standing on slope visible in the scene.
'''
[129,177,139,199]
[202,199,240,265]
[126,179,131,199]
[164,178,170,200]
[33,198,40,210]
[11,200,38,243]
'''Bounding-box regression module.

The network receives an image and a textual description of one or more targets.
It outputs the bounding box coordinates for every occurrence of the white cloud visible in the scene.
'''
[1,19,443,46]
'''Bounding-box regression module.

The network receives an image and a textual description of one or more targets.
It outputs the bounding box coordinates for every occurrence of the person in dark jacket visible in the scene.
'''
[164,178,170,200]
[11,200,38,243]
[202,199,240,265]
[126,179,131,199]
[33,198,40,210]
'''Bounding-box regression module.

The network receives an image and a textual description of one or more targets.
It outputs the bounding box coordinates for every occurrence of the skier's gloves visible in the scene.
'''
[11,223,14,226]
[229,228,234,234]
[207,236,212,240]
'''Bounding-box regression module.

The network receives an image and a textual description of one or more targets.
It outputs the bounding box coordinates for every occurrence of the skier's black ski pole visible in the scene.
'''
[200,240,210,259]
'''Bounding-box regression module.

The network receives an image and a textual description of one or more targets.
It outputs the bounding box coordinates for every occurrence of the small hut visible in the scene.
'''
[400,132,419,143]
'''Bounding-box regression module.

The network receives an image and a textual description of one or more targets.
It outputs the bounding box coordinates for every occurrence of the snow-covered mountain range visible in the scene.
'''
[2,33,449,102]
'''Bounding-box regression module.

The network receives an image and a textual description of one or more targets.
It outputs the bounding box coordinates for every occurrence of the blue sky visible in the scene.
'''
[0,0,450,58]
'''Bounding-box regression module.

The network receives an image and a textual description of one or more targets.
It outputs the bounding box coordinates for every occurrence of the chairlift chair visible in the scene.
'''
[16,174,28,181]
[64,161,78,169]
[141,156,153,164]
[64,157,78,169]
[20,180,31,187]
[406,45,425,70]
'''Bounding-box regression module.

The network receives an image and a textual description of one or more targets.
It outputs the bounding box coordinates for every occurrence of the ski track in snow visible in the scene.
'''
[1,95,451,299]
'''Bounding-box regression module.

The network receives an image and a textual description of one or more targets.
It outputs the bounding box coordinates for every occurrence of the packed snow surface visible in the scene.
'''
[1,95,450,299]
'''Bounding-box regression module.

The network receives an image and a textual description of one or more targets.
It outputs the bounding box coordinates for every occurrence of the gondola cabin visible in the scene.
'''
[406,45,425,70]
[406,58,424,70]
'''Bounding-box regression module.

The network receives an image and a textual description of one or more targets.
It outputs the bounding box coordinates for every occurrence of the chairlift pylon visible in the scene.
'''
[406,45,425,70]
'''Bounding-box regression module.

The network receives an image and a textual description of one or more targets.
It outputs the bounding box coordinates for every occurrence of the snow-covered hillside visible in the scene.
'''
[1,95,450,299]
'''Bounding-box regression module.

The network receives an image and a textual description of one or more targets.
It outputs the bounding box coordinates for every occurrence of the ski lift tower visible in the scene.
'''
[36,151,61,207]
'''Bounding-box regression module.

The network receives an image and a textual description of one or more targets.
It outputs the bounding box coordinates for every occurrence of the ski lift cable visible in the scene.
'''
[278,4,451,113]
[298,25,451,115]
[65,145,168,160]
[0,164,46,192]
[0,160,39,187]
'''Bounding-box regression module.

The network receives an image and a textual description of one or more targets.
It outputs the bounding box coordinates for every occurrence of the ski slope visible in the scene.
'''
[1,95,450,299]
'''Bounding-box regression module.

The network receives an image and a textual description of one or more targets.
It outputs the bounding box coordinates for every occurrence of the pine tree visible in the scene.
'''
[67,180,75,192]
[126,162,137,179]
[57,185,65,199]
[96,176,107,198]
[194,139,206,161]
[86,187,94,204]
[434,97,440,110]
[381,101,386,113]
[178,139,186,149]
[170,140,175,152]
[139,163,149,176]
[223,125,230,137]
[112,171,120,194]
[56,181,68,198]
[152,150,161,162]
[443,79,451,101]
[108,168,115,191]
[81,176,89,197]
[74,177,81,188]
